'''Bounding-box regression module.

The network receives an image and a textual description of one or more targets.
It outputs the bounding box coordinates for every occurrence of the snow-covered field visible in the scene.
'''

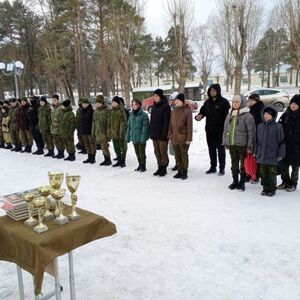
[0,117,300,300]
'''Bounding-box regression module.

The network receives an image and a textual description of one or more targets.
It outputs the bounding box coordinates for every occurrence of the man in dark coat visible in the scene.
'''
[149,88,171,177]
[195,83,230,175]
[278,95,300,191]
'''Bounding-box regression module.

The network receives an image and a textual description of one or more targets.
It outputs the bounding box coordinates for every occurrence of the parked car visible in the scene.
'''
[142,95,198,112]
[245,88,289,111]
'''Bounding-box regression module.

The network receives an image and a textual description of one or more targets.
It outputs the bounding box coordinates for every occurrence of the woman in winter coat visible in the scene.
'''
[1,106,12,149]
[278,94,300,191]
[126,99,149,172]
[168,93,193,180]
[223,94,256,191]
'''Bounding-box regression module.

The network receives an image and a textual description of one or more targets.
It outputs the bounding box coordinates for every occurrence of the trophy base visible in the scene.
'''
[44,213,54,221]
[68,214,80,221]
[24,219,38,226]
[55,216,69,225]
[34,225,48,234]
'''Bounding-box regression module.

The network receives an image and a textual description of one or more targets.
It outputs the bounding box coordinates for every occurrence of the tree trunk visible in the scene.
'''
[247,67,251,91]
[234,62,243,95]
[290,68,293,85]
[267,69,271,88]
[296,68,299,87]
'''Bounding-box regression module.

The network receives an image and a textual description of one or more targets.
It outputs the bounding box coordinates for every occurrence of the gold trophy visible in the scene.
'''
[38,186,54,221]
[66,174,81,221]
[24,193,38,226]
[33,197,48,234]
[51,188,68,225]
[48,172,64,218]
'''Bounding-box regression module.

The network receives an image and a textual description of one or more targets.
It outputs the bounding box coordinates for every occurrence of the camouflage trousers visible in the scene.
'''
[53,134,65,151]
[10,127,20,146]
[3,132,11,144]
[112,139,127,158]
[153,140,169,167]
[229,145,247,176]
[81,135,96,154]
[41,132,54,150]
[62,135,75,154]
[19,129,33,147]
[173,144,190,171]
[260,164,277,193]
[280,159,299,187]
[133,143,146,164]
[99,141,110,157]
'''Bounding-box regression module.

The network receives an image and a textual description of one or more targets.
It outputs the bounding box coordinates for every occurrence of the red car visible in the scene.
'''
[142,95,198,112]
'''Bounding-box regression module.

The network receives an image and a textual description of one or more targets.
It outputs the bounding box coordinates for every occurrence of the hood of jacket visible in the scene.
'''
[207,83,222,100]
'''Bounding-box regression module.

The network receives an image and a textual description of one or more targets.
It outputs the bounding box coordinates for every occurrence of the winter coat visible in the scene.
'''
[91,106,110,143]
[255,106,285,165]
[38,103,52,134]
[126,108,149,144]
[223,107,256,149]
[8,104,19,131]
[196,84,230,135]
[79,104,93,135]
[51,104,63,135]
[17,103,30,130]
[149,96,171,141]
[249,100,265,127]
[168,105,193,144]
[279,107,300,166]
[110,106,127,140]
[60,106,76,137]
[28,102,39,129]
[76,105,83,132]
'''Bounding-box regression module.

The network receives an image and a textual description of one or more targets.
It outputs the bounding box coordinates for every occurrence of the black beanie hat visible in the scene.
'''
[153,89,164,99]
[263,106,277,119]
[10,97,17,102]
[40,96,47,103]
[175,93,185,102]
[249,93,260,102]
[290,94,300,107]
[112,96,120,105]
[62,99,71,107]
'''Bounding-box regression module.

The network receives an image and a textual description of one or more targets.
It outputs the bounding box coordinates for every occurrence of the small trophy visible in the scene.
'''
[48,172,64,217]
[33,197,48,234]
[24,193,38,226]
[51,188,68,225]
[66,174,81,221]
[38,186,54,221]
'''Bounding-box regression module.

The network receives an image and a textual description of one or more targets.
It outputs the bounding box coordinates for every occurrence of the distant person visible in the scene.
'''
[278,95,300,192]
[1,106,12,149]
[8,98,22,152]
[195,83,230,175]
[149,89,171,177]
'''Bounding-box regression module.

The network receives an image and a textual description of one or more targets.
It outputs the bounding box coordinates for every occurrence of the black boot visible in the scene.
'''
[33,148,44,155]
[44,149,55,157]
[237,174,246,191]
[83,154,91,164]
[100,155,111,166]
[90,154,96,164]
[171,165,178,171]
[25,145,32,153]
[228,174,239,190]
[5,143,12,149]
[78,149,87,154]
[119,157,126,168]
[15,144,22,152]
[0,142,5,148]
[134,163,141,171]
[54,150,64,159]
[113,157,118,161]
[206,167,217,174]
[173,170,182,179]
[159,166,167,177]
[64,153,76,161]
[139,163,146,172]
[181,169,188,180]
[153,166,162,176]
[112,156,121,167]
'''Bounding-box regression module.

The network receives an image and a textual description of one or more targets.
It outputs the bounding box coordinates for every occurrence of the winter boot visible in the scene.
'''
[104,156,112,166]
[83,154,91,164]
[5,143,12,150]
[139,163,146,172]
[89,154,96,164]
[44,149,55,157]
[277,182,287,190]
[119,157,126,168]
[64,153,76,161]
[153,166,162,176]
[113,157,118,161]
[228,174,239,190]
[33,148,44,155]
[171,165,178,171]
[173,170,182,179]
[237,174,246,191]
[0,141,5,148]
[25,145,32,153]
[218,169,225,176]
[181,169,188,180]
[78,149,87,154]
[205,167,217,174]
[15,144,22,152]
[112,156,121,167]
[134,164,141,171]
[159,166,167,177]
[55,150,64,159]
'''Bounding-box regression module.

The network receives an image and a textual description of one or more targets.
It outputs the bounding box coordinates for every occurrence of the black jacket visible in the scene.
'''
[28,101,39,128]
[197,83,230,135]
[279,108,300,166]
[249,101,265,127]
[149,96,171,140]
[79,104,94,135]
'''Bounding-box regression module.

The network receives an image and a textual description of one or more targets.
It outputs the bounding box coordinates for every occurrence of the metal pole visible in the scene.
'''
[14,62,20,99]
[16,265,25,300]
[68,251,76,300]
[54,258,62,300]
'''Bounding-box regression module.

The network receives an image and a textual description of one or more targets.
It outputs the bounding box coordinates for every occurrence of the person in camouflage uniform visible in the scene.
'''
[110,96,127,167]
[60,100,76,161]
[51,94,65,159]
[79,98,96,164]
[9,98,22,152]
[1,106,12,149]
[17,97,33,153]
[91,95,111,166]
[0,101,4,148]
[38,96,54,157]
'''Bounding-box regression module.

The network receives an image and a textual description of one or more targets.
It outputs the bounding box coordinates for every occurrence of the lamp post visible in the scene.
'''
[0,61,24,99]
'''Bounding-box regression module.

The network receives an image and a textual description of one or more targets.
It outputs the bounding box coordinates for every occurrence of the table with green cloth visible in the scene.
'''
[0,206,117,297]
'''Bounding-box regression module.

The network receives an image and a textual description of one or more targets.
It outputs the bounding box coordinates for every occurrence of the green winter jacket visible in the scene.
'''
[126,109,149,144]
[91,106,110,143]
[51,104,63,135]
[38,103,52,134]
[110,106,127,140]
[60,106,76,137]
[8,105,19,131]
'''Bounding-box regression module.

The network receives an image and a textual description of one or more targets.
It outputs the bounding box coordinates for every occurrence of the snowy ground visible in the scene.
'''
[0,116,300,300]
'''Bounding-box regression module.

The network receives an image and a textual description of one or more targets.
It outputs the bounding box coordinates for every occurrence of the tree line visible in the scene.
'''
[0,0,299,103]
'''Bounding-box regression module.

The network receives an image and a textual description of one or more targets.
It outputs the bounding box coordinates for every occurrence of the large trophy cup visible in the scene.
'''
[66,174,81,221]
[48,172,68,225]
[24,193,38,226]
[38,186,54,221]
[33,197,48,234]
